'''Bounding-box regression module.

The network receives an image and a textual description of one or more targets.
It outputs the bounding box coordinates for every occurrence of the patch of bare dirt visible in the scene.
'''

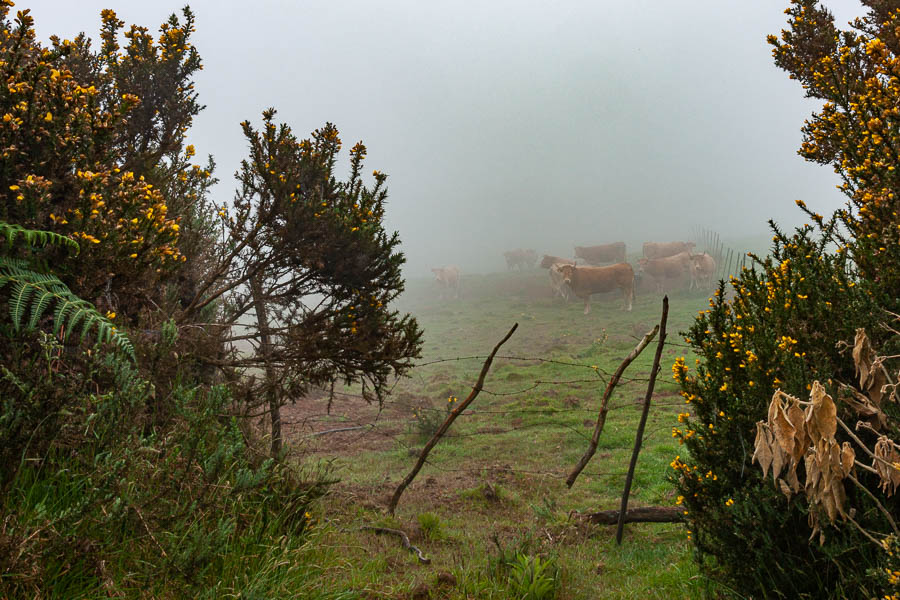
[281,392,413,456]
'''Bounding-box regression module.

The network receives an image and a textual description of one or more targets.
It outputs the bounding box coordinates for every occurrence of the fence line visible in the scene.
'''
[692,225,752,282]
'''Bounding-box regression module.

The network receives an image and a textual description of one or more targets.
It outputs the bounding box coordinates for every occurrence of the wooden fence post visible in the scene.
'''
[616,297,668,544]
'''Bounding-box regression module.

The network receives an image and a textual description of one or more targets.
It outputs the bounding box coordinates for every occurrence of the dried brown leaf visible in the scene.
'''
[787,401,809,462]
[831,481,848,519]
[874,436,900,496]
[853,329,871,389]
[785,462,801,493]
[771,440,786,482]
[853,329,888,405]
[772,400,797,457]
[839,385,887,430]
[777,478,793,499]
[840,442,854,478]
[869,357,888,406]
[752,421,774,478]
[807,382,837,443]
[804,451,820,498]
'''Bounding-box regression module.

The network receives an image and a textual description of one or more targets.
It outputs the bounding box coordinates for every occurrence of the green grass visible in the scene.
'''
[295,269,723,599]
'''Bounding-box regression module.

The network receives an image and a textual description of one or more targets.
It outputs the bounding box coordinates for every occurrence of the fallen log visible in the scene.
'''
[581,506,683,525]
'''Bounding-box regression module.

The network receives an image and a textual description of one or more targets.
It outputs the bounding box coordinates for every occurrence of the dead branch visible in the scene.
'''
[361,526,431,564]
[616,296,669,544]
[387,323,518,515]
[566,324,659,488]
[580,506,684,525]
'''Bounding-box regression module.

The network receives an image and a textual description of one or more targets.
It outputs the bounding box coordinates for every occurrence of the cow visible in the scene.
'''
[556,263,634,314]
[539,254,576,269]
[690,252,717,290]
[574,242,626,265]
[637,251,693,292]
[503,248,538,270]
[642,241,696,259]
[548,263,572,301]
[431,266,461,299]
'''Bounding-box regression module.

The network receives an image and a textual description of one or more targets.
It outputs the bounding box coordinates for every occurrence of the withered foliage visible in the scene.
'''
[753,329,900,544]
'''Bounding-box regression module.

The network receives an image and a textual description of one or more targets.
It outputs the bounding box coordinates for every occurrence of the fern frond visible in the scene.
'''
[0,257,134,361]
[0,221,80,254]
[10,279,36,329]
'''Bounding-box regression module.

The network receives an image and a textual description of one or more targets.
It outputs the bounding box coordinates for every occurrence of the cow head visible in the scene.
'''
[636,257,649,276]
[557,263,577,286]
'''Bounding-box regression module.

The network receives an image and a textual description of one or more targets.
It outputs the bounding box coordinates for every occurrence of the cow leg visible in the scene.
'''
[583,299,591,315]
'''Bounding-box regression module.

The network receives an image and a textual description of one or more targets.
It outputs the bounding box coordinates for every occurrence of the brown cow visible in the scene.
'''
[431,266,461,299]
[690,253,717,290]
[642,241,696,259]
[503,248,537,270]
[637,251,692,292]
[557,263,634,314]
[548,263,571,301]
[574,242,626,265]
[539,254,576,269]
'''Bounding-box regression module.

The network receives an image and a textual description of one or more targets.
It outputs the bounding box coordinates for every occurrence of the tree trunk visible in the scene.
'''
[250,274,281,457]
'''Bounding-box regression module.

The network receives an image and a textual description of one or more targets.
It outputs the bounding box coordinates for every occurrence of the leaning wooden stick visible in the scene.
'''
[566,324,659,488]
[616,296,668,545]
[387,323,518,515]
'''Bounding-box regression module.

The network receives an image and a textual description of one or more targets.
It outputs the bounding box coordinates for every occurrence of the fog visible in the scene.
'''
[25,0,864,274]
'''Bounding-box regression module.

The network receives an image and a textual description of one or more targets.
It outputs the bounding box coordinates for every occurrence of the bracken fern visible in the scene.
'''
[0,221,134,360]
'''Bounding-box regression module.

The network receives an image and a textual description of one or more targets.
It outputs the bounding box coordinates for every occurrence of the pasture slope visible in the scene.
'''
[288,270,721,599]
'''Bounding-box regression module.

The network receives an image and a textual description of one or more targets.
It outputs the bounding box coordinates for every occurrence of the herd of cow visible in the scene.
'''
[431,241,717,314]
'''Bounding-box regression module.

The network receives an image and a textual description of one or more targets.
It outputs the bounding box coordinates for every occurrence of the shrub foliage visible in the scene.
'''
[672,1,900,597]
[0,2,421,596]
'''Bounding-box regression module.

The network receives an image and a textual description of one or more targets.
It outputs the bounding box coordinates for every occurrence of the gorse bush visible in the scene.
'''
[672,1,900,597]
[672,227,890,598]
[1,1,421,597]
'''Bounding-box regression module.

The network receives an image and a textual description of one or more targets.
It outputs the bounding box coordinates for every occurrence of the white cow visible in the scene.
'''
[431,266,461,299]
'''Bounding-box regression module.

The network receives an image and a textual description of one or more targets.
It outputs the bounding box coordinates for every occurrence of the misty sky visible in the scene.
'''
[23,0,864,274]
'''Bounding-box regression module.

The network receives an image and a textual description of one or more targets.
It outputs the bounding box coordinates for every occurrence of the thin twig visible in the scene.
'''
[848,473,899,535]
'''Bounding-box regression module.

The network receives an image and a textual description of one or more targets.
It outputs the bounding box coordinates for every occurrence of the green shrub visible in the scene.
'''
[506,553,559,600]
[411,395,458,440]
[417,511,445,541]
[670,223,900,597]
[1,360,330,597]
[669,2,900,596]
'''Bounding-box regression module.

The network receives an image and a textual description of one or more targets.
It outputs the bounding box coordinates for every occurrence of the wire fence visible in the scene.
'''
[692,225,751,282]
[283,332,690,484]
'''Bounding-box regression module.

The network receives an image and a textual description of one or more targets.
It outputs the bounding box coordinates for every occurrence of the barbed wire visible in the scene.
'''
[278,330,696,496]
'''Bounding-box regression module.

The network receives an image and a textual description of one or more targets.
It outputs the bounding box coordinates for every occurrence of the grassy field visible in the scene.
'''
[289,269,720,599]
